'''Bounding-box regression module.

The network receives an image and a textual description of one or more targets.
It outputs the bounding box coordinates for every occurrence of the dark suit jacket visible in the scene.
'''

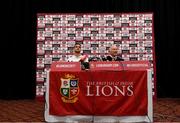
[102,55,124,61]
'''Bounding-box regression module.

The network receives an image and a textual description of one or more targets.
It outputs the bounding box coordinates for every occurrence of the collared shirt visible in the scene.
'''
[68,55,88,62]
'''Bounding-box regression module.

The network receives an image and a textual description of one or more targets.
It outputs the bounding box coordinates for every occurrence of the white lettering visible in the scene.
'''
[95,63,120,68]
[101,85,113,96]
[96,64,112,67]
[96,86,100,96]
[86,82,134,97]
[56,64,76,68]
[114,85,125,96]
[127,85,134,96]
[86,86,93,96]
[127,64,148,67]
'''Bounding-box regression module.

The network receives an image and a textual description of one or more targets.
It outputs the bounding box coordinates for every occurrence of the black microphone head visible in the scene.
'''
[106,56,112,61]
[81,62,89,70]
[89,56,98,62]
[92,57,98,61]
[116,56,124,61]
[101,56,107,61]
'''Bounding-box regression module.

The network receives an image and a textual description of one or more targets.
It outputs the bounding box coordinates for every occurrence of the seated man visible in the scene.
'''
[102,45,124,61]
[68,43,89,69]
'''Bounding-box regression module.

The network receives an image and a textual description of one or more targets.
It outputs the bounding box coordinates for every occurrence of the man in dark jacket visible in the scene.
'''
[102,45,124,61]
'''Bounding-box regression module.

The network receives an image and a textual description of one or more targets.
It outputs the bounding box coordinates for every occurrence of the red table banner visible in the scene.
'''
[49,70,148,116]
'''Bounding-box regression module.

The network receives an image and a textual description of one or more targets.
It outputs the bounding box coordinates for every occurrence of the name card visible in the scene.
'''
[51,62,81,71]
[90,60,150,71]
[122,60,150,70]
[90,61,123,71]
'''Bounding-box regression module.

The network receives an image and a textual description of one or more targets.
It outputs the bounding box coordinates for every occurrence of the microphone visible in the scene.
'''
[101,56,107,61]
[116,56,124,61]
[118,59,124,71]
[106,56,112,61]
[116,56,124,71]
[92,57,98,62]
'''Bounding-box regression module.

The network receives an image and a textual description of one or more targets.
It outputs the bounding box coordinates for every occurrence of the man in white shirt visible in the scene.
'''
[68,43,88,62]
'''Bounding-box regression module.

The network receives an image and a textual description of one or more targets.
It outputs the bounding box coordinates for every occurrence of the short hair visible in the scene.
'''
[74,43,81,47]
[109,45,118,51]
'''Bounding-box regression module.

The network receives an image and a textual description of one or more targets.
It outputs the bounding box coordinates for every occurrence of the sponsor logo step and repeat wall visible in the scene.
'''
[36,13,156,99]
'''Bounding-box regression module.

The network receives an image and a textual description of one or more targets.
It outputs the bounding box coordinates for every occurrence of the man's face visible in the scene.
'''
[74,44,81,54]
[109,46,118,56]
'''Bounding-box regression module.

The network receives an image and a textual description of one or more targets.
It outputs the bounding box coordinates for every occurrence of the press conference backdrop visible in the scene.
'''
[36,13,156,99]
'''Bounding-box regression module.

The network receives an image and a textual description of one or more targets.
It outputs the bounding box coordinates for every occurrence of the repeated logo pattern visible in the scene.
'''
[36,13,156,99]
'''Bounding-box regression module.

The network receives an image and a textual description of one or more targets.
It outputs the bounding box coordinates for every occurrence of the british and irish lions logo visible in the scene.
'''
[60,74,79,103]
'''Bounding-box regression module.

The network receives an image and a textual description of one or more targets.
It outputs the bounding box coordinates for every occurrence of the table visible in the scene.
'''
[45,69,153,122]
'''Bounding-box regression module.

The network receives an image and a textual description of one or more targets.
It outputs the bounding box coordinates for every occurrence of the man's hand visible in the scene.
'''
[79,55,87,62]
